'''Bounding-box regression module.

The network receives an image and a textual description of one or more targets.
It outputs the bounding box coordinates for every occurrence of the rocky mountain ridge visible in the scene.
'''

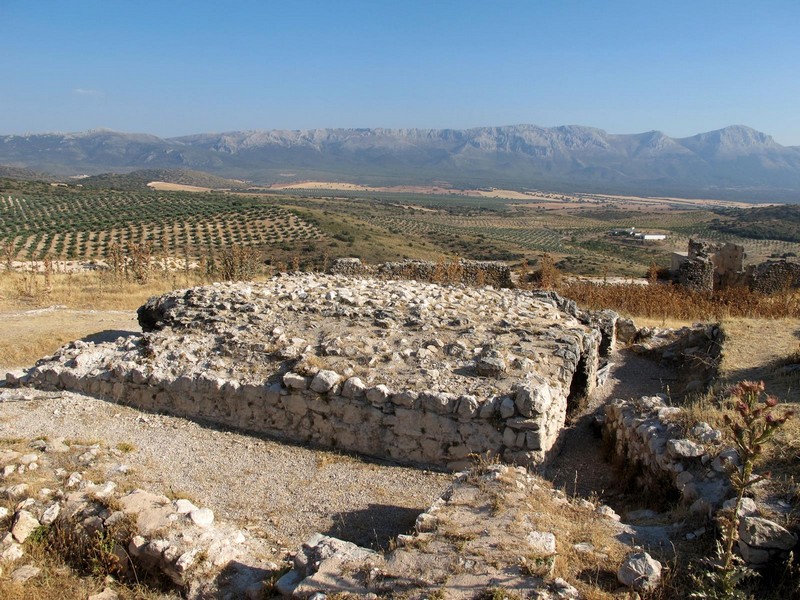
[2,124,800,200]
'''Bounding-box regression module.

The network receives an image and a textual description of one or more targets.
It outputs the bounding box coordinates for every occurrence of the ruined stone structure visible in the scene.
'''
[749,259,800,294]
[329,257,514,288]
[21,274,605,470]
[672,238,800,294]
[673,240,744,292]
[603,395,798,568]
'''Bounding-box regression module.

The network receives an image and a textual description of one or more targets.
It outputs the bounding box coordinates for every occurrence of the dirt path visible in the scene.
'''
[545,349,678,500]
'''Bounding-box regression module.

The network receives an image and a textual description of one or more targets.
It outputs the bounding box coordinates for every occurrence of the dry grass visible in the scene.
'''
[0,270,207,312]
[541,279,800,322]
[0,269,245,370]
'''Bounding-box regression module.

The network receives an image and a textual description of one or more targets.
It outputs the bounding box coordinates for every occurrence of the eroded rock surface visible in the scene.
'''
[277,464,629,599]
[21,274,604,470]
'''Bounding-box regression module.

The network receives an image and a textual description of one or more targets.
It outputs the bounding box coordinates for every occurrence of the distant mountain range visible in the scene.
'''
[2,124,800,201]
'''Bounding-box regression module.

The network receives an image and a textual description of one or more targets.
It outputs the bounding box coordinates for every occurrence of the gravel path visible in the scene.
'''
[0,388,452,553]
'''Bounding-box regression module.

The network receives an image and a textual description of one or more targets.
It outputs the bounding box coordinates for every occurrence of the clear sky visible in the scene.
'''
[3,0,800,144]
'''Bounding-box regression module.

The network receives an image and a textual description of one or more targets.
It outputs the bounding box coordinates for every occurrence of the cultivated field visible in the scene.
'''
[4,177,800,281]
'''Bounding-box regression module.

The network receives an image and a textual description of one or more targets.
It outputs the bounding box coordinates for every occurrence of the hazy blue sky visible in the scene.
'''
[3,0,799,144]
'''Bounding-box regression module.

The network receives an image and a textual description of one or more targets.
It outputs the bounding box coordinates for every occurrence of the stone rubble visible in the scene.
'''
[604,394,731,513]
[0,437,276,599]
[17,274,606,470]
[276,463,630,599]
[604,393,799,569]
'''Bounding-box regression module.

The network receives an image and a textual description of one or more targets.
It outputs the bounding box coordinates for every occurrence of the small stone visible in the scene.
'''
[739,516,797,551]
[526,531,556,555]
[88,481,117,499]
[476,356,506,378]
[366,385,392,405]
[617,551,662,591]
[18,453,39,465]
[551,577,580,599]
[11,564,41,582]
[41,503,61,525]
[667,438,705,459]
[88,587,120,600]
[282,372,308,390]
[310,370,340,394]
[499,396,516,418]
[595,505,620,521]
[66,472,83,488]
[341,377,366,399]
[722,496,758,517]
[5,483,29,498]
[1,542,24,562]
[174,499,199,514]
[11,510,41,543]
[190,508,214,528]
[691,422,722,444]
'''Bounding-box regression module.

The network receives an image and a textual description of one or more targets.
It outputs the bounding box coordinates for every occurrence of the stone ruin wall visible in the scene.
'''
[27,355,578,471]
[329,257,514,288]
[603,395,798,568]
[675,238,800,294]
[749,259,800,294]
[19,274,607,471]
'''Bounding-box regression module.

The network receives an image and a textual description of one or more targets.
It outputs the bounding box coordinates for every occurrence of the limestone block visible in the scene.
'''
[498,396,516,419]
[426,391,459,414]
[515,382,553,417]
[310,370,341,394]
[456,395,479,420]
[283,372,309,390]
[617,552,662,591]
[739,516,797,552]
[391,390,418,408]
[283,394,308,416]
[366,384,392,406]
[341,377,366,399]
[11,510,40,543]
[667,439,705,459]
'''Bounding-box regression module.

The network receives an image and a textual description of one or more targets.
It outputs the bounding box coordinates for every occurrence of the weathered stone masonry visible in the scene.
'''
[20,274,604,471]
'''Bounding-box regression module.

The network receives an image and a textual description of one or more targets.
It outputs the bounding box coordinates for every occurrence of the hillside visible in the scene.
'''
[2,125,800,201]
[0,164,53,181]
[710,204,800,243]
[77,168,248,190]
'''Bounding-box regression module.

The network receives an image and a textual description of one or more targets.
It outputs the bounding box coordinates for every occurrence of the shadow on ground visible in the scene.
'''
[80,329,139,344]
[325,504,422,550]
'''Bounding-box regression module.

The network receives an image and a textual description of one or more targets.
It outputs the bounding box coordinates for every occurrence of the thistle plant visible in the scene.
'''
[691,380,794,599]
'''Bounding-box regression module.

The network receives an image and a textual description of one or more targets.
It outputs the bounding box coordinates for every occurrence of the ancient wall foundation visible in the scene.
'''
[329,257,514,288]
[19,274,605,471]
[603,395,731,511]
[749,259,800,294]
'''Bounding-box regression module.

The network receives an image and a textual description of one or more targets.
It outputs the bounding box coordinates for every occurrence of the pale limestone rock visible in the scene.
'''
[175,498,199,514]
[1,542,24,562]
[310,370,341,394]
[18,453,39,465]
[667,438,705,459]
[11,510,40,543]
[190,508,214,528]
[617,551,662,591]
[88,587,120,600]
[5,483,29,498]
[11,564,41,582]
[41,502,61,525]
[526,531,556,555]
